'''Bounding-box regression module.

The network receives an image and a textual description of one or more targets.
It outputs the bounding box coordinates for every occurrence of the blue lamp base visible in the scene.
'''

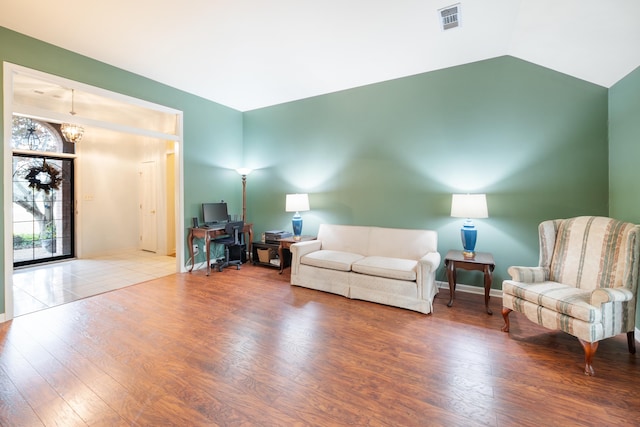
[292,212,303,240]
[460,219,478,259]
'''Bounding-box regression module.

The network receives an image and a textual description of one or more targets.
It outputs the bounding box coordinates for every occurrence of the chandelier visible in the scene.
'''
[60,89,84,143]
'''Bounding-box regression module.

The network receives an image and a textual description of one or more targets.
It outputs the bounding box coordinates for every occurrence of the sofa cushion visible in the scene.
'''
[368,227,438,259]
[503,280,601,323]
[317,224,370,255]
[352,256,417,281]
[301,250,365,272]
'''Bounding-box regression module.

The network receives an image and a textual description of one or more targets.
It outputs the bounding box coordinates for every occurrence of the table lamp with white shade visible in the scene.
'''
[285,193,310,240]
[450,193,488,259]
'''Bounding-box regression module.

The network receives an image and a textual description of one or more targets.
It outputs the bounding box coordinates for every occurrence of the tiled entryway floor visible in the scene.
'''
[12,250,176,317]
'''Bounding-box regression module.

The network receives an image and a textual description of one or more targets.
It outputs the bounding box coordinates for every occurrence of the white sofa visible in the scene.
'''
[290,224,441,314]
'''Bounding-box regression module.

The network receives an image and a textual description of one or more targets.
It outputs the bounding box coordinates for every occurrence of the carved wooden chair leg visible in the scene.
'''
[628,331,636,354]
[578,339,599,376]
[501,307,512,332]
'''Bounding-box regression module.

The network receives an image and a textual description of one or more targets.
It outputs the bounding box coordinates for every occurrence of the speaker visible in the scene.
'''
[192,217,199,228]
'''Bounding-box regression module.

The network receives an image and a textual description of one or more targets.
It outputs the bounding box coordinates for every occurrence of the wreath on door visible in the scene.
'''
[24,160,62,194]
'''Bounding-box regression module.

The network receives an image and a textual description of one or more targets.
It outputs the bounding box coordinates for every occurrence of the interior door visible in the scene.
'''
[140,161,157,252]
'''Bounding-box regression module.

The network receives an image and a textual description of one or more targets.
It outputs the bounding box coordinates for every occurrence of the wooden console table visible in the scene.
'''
[187,223,253,276]
[444,250,495,315]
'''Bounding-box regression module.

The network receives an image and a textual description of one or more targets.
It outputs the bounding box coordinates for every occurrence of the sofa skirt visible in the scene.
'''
[291,264,350,297]
[291,265,435,314]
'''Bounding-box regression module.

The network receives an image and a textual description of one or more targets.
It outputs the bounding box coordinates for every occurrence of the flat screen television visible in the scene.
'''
[202,202,229,224]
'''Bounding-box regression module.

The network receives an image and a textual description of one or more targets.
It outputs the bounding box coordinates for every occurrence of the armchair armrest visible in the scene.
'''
[590,288,634,305]
[507,266,548,283]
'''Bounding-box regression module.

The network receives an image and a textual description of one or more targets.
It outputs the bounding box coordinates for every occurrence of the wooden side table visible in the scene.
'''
[444,250,495,315]
[278,235,316,274]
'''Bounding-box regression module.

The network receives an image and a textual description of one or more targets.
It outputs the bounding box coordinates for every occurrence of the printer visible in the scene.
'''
[264,230,293,243]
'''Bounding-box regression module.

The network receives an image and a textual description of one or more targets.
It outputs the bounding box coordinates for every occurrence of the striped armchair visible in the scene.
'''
[501,216,640,375]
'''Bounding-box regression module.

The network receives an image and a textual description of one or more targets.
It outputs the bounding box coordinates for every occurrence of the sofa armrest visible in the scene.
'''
[416,251,441,300]
[419,251,441,272]
[290,240,322,274]
[590,288,634,305]
[507,266,548,283]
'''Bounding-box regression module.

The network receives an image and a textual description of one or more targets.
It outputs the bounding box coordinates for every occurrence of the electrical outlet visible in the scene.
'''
[193,244,199,255]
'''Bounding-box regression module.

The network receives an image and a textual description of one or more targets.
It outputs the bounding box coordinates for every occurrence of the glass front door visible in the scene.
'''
[12,155,75,266]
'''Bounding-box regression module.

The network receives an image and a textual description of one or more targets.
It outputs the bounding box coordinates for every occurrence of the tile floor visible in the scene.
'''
[12,250,177,317]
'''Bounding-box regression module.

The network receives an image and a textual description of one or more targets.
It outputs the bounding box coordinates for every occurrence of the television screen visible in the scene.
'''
[202,202,228,224]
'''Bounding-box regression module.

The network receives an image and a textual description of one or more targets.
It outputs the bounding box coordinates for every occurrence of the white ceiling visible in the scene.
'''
[1,0,639,112]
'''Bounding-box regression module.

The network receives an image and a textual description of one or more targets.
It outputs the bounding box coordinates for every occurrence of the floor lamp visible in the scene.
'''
[236,168,252,222]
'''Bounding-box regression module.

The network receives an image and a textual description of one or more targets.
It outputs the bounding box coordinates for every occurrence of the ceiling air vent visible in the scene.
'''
[439,4,461,31]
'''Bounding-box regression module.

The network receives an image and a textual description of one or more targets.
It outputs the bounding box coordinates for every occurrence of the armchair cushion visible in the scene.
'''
[503,280,600,323]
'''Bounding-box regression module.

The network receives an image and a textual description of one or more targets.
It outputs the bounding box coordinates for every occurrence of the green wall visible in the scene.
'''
[243,56,610,288]
[609,64,640,326]
[0,27,244,315]
[1,26,625,322]
[609,65,640,223]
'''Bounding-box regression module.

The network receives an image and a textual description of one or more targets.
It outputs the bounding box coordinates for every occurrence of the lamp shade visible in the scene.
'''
[286,193,309,240]
[450,194,488,219]
[235,168,252,176]
[285,193,310,213]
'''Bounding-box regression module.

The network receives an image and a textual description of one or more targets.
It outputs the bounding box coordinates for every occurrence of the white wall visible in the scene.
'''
[76,127,165,257]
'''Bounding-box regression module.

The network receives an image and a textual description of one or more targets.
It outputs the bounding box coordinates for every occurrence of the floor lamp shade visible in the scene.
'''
[285,194,310,240]
[451,194,488,258]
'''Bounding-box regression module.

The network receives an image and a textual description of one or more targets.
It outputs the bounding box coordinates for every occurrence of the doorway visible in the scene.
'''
[3,63,185,321]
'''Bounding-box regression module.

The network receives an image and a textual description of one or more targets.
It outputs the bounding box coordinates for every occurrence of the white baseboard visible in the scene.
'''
[436,280,503,298]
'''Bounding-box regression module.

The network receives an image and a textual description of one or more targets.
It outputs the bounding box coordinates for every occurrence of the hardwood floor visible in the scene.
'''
[1,263,638,426]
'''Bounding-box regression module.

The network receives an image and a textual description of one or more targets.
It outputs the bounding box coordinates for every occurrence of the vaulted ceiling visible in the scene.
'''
[2,0,639,111]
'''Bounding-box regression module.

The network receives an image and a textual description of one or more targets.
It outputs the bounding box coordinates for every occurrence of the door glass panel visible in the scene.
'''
[12,116,75,267]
